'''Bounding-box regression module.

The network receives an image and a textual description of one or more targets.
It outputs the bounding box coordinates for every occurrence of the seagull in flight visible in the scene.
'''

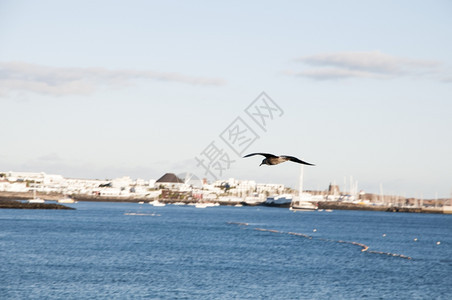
[243,153,315,166]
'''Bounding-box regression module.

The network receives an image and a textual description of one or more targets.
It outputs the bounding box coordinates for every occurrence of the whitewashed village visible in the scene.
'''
[1,170,451,213]
[0,170,298,206]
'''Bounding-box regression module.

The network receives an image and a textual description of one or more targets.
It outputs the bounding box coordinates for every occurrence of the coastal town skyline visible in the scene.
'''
[1,168,450,204]
[1,1,452,198]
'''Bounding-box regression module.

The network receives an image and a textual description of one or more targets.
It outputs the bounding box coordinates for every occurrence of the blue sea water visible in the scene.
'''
[0,202,451,299]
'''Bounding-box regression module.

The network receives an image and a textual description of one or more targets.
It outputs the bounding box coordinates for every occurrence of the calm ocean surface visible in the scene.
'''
[0,202,451,299]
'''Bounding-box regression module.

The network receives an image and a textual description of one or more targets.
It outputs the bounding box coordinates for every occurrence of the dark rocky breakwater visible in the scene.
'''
[0,199,74,210]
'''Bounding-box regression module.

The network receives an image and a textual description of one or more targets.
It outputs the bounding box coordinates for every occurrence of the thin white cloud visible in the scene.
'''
[290,51,445,80]
[284,68,387,80]
[37,153,63,162]
[0,61,226,97]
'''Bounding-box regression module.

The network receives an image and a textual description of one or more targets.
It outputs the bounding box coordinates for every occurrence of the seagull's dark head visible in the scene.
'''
[260,158,268,166]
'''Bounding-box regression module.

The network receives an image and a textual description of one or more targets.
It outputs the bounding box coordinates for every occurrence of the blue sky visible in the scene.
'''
[1,0,451,198]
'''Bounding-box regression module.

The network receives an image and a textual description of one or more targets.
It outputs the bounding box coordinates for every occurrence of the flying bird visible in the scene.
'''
[243,153,315,166]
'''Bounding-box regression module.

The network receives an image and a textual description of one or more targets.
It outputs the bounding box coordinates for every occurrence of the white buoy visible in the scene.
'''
[382,234,386,237]
[313,229,317,232]
[414,238,418,242]
[436,241,441,245]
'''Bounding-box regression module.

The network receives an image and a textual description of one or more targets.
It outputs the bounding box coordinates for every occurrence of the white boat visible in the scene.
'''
[149,200,165,207]
[264,194,293,207]
[290,198,318,211]
[28,188,45,203]
[290,166,317,211]
[443,205,452,214]
[218,196,243,205]
[58,197,77,204]
[28,198,45,204]
[195,202,216,208]
[244,196,265,206]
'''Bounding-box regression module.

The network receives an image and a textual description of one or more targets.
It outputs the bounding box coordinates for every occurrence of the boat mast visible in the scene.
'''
[435,192,438,208]
[380,184,384,205]
[299,165,304,200]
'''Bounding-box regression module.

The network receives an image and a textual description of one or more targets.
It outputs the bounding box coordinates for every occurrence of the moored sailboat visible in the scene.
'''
[28,188,45,203]
[290,165,317,211]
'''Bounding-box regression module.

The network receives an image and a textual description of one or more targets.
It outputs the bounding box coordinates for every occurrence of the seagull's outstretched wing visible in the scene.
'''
[243,153,278,159]
[281,155,315,166]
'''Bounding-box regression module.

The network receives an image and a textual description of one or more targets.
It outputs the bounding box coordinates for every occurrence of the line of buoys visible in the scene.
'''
[337,240,369,252]
[228,222,412,260]
[254,228,280,233]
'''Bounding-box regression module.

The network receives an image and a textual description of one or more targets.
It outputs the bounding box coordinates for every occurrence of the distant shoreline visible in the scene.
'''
[0,191,450,214]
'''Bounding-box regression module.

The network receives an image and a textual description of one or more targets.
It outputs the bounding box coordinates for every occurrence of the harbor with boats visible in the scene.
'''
[1,188,450,214]
[1,170,451,213]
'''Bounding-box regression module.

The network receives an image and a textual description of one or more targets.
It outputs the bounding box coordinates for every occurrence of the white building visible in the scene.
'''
[0,181,28,192]
[5,171,47,183]
[111,176,133,189]
[149,179,156,189]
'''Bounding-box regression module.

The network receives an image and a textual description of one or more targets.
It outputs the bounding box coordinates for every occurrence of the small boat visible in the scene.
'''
[290,195,317,211]
[195,203,208,208]
[58,197,77,204]
[28,198,45,204]
[264,194,293,207]
[149,200,165,207]
[290,200,317,211]
[28,188,45,203]
[443,203,452,214]
[244,195,265,206]
[290,166,318,211]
